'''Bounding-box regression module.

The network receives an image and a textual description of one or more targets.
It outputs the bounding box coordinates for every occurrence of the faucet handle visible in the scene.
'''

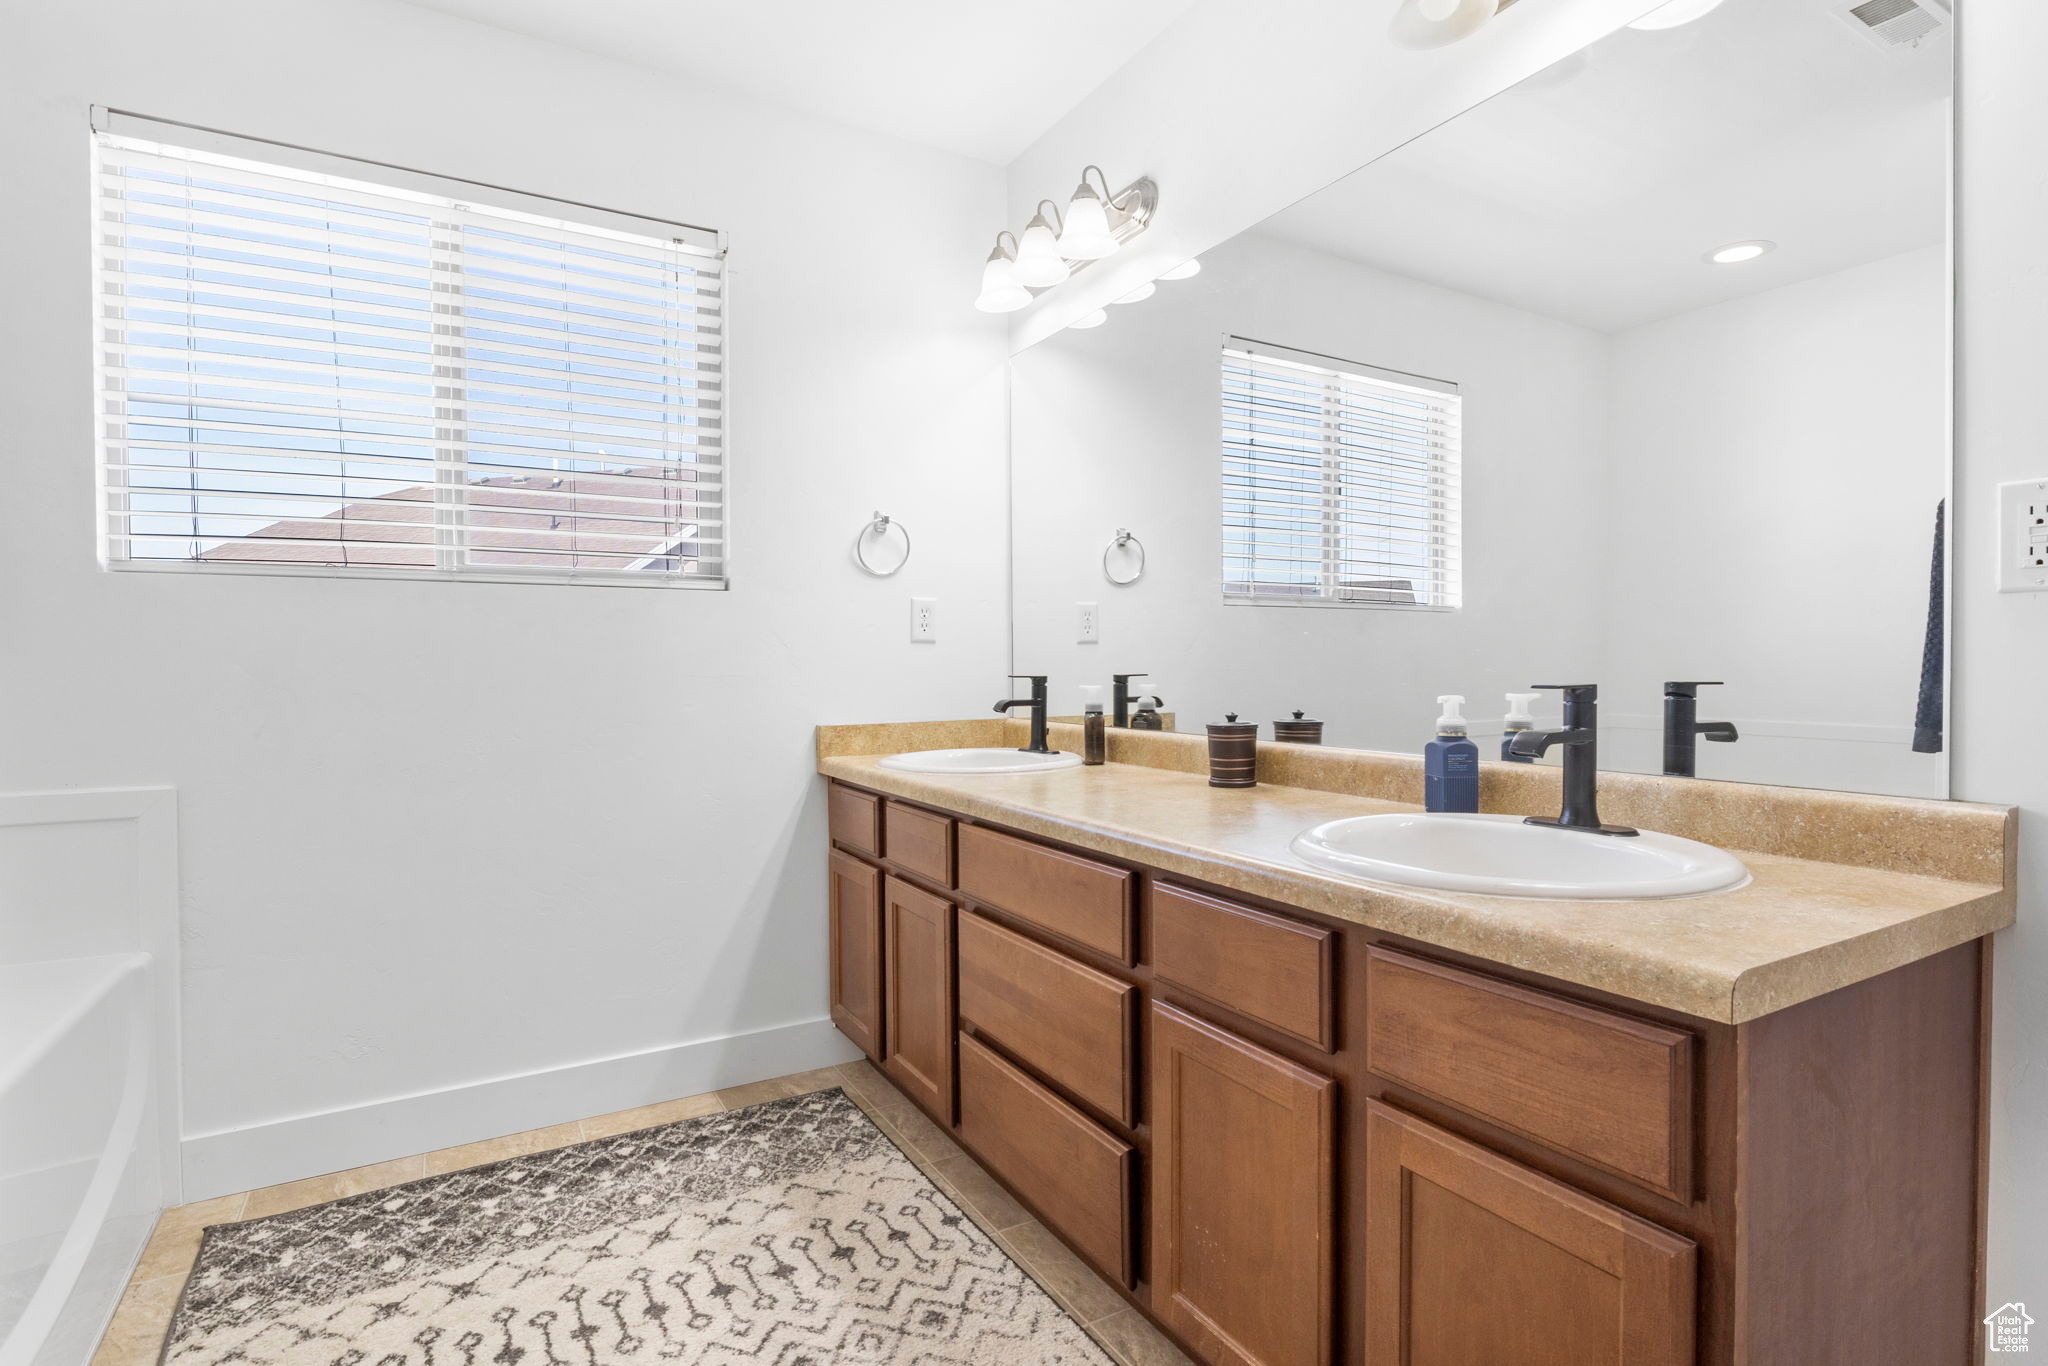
[1531,683,1598,697]
[1663,680,1724,697]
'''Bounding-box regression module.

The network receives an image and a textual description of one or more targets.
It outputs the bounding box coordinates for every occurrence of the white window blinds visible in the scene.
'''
[1221,339,1461,610]
[93,120,725,586]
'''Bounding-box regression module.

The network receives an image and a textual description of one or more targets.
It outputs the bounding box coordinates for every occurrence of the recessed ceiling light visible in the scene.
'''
[1628,0,1726,30]
[1068,309,1108,330]
[1158,258,1203,281]
[1707,239,1775,265]
[1115,281,1156,304]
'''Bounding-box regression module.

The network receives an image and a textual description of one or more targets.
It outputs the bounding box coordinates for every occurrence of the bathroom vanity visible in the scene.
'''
[816,721,2011,1366]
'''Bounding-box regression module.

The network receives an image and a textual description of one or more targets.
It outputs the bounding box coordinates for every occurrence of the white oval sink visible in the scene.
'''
[878,747,1084,775]
[1290,812,1749,900]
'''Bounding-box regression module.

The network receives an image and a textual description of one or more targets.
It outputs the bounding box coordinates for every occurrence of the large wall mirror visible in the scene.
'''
[1010,0,1951,798]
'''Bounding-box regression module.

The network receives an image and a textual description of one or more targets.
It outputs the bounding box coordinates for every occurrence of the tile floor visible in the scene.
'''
[90,1061,1191,1366]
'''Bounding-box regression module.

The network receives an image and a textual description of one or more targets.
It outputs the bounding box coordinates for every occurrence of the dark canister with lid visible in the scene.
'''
[1273,709,1324,744]
[1207,713,1259,788]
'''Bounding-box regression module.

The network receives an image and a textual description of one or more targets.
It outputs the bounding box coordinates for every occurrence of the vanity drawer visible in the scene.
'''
[956,824,1134,963]
[1152,883,1336,1050]
[1365,947,1694,1201]
[884,800,954,887]
[828,783,881,859]
[957,910,1136,1125]
[957,1031,1133,1286]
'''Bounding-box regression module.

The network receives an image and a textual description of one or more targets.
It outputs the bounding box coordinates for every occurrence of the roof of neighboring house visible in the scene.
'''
[197,467,700,571]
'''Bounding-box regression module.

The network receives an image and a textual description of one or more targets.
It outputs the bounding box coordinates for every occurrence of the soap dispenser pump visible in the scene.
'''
[1502,692,1541,763]
[1425,695,1480,813]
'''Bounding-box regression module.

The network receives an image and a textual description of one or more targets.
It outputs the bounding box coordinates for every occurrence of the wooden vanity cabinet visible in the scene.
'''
[1364,1100,1696,1366]
[881,874,954,1119]
[826,849,882,1058]
[821,779,1989,1366]
[1152,1002,1335,1366]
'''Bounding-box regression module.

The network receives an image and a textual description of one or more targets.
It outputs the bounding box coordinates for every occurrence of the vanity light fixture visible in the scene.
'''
[1707,239,1775,264]
[1058,169,1121,260]
[1390,0,1520,49]
[1014,202,1072,287]
[972,166,1157,311]
[1627,0,1727,30]
[1068,309,1108,329]
[1158,258,1203,280]
[1115,281,1157,304]
[973,232,1032,313]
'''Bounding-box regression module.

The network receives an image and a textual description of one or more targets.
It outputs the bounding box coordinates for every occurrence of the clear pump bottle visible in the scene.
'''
[1081,685,1107,765]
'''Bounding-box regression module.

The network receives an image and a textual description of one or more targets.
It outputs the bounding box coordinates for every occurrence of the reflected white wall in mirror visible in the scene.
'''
[1009,0,1950,798]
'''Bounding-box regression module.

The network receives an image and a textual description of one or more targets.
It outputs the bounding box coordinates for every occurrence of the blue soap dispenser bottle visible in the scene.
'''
[1425,695,1481,813]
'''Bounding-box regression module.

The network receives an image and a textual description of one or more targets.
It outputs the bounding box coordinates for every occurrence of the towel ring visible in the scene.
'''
[1103,528,1145,585]
[853,512,912,576]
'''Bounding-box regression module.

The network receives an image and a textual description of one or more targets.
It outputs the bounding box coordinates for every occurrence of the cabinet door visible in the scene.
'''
[828,850,883,1058]
[1364,1099,1696,1366]
[882,875,955,1119]
[1151,1002,1335,1366]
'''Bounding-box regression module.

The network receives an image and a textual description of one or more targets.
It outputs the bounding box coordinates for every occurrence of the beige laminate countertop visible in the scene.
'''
[817,745,2014,1026]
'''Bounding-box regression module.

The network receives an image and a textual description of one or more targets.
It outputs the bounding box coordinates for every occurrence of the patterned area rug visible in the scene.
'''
[162,1088,1111,1365]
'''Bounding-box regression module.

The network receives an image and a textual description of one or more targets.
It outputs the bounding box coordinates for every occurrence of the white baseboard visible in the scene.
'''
[180,1017,862,1202]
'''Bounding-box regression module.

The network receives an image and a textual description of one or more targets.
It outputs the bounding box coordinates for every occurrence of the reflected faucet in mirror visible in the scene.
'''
[995,675,1053,753]
[1663,681,1740,778]
[1509,684,1638,836]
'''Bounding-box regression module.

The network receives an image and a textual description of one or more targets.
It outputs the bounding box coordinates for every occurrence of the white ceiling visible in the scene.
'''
[1257,0,1950,333]
[390,0,1197,165]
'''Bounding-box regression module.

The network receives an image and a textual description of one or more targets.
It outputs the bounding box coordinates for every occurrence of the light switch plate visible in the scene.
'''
[1998,479,2048,593]
[1076,601,1100,644]
[910,597,937,641]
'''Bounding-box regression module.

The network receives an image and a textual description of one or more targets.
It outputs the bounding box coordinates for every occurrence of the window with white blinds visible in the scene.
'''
[1221,340,1460,610]
[92,120,725,586]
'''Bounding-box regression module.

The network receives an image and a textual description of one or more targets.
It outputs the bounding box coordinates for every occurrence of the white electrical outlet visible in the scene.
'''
[1998,479,2048,593]
[1076,601,1100,643]
[910,597,938,641]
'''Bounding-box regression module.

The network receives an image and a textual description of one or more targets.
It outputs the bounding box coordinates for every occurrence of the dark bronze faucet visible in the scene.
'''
[1508,684,1638,836]
[1111,673,1150,729]
[1662,681,1739,778]
[995,675,1053,753]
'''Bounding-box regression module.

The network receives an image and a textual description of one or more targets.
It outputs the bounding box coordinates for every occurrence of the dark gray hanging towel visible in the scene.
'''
[1912,499,1945,754]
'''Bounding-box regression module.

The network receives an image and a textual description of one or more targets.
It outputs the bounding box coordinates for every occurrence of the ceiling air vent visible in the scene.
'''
[1833,0,1951,52]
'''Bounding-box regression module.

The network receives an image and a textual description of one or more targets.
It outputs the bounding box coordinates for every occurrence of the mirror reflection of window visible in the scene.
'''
[1221,340,1461,611]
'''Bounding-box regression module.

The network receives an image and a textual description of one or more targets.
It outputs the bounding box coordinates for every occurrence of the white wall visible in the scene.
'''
[1002,0,1674,345]
[0,0,1010,1198]
[1596,246,1949,796]
[1011,231,1610,749]
[1957,1,2048,1336]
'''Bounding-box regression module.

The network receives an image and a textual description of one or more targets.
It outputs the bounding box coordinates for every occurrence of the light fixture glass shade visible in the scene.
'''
[1058,182,1119,260]
[1389,0,1500,49]
[1115,281,1156,304]
[1013,212,1071,287]
[1158,258,1202,281]
[1068,309,1108,330]
[1627,0,1725,30]
[974,249,1032,312]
